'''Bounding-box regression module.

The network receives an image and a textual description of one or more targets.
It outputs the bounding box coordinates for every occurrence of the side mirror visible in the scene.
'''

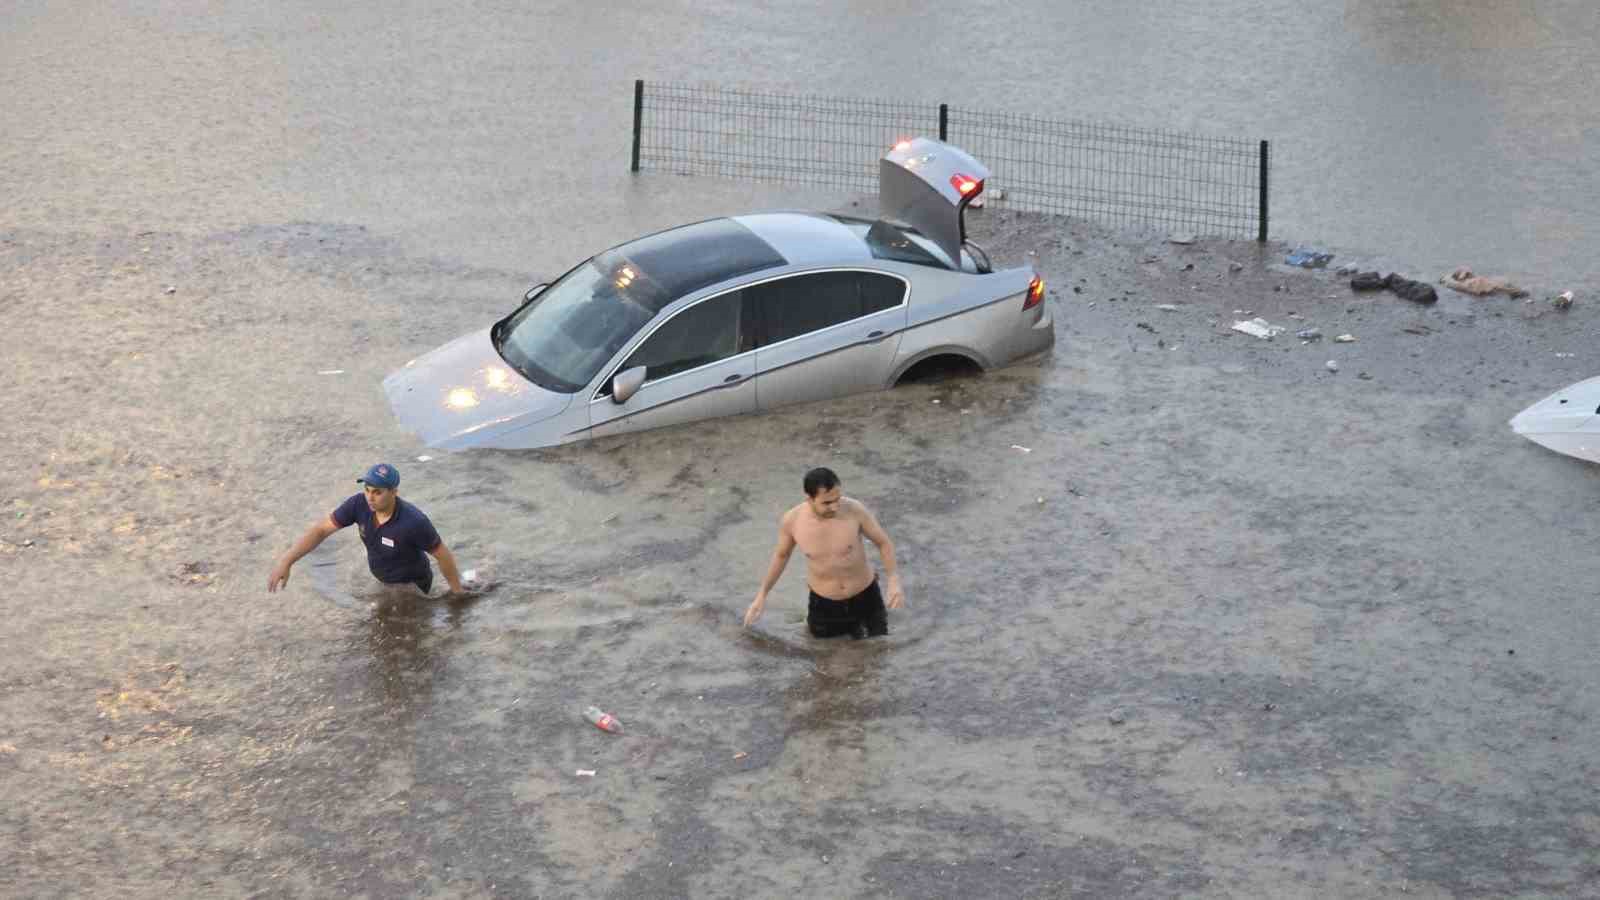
[524,282,550,302]
[611,366,647,404]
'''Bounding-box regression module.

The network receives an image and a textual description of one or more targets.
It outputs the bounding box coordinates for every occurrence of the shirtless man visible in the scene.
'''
[744,467,905,638]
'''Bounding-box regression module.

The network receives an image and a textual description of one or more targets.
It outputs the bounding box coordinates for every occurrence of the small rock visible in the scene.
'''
[1168,233,1196,245]
[1326,360,1340,373]
[164,285,177,295]
[1336,263,1359,276]
[1109,708,1127,725]
[1553,291,1575,309]
[1333,333,1357,343]
[1228,261,1244,273]
[1296,328,1323,342]
[1357,372,1373,380]
[1154,303,1180,311]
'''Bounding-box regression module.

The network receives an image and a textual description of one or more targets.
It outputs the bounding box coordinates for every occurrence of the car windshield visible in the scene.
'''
[495,251,670,392]
[495,218,788,392]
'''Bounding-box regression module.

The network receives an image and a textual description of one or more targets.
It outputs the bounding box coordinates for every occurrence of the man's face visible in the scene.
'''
[363,484,397,513]
[807,485,842,518]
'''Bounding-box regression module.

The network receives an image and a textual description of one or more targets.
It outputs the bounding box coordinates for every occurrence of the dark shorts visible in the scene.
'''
[808,579,888,639]
[379,566,432,595]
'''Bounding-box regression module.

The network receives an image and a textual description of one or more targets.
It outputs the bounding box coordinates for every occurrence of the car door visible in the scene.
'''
[751,270,907,411]
[589,289,756,439]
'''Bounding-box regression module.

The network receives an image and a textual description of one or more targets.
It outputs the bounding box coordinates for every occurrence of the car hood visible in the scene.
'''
[1510,374,1600,435]
[384,326,573,449]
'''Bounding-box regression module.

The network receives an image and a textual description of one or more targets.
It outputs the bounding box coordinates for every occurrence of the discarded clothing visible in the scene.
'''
[1439,267,1527,298]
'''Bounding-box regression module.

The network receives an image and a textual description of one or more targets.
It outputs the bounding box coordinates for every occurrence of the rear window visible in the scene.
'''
[828,215,953,270]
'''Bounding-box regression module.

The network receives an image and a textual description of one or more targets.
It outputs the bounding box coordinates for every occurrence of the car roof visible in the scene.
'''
[607,217,790,307]
[732,212,876,267]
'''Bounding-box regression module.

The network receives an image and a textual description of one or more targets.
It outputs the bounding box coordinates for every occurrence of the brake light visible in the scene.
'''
[950,174,982,196]
[1024,276,1045,310]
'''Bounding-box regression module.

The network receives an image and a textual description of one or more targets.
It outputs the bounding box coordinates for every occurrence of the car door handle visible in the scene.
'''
[723,373,742,383]
[867,330,884,338]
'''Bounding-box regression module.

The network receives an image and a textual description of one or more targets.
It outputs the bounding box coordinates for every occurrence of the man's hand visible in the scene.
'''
[267,561,291,593]
[886,576,906,609]
[743,592,768,627]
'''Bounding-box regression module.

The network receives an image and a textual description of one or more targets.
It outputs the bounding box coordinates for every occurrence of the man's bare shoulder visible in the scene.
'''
[779,503,806,529]
[840,496,870,519]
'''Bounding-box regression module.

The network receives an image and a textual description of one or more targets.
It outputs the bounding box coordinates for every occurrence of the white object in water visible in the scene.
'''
[1510,375,1600,464]
[1231,318,1285,340]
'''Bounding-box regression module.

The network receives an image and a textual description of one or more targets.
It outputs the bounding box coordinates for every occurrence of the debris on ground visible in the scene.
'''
[1350,271,1386,291]
[1232,317,1286,339]
[1109,708,1127,725]
[415,454,433,462]
[1553,291,1575,309]
[1334,333,1357,343]
[1336,263,1359,276]
[1154,303,1181,311]
[1168,233,1196,245]
[733,751,749,760]
[1326,360,1340,373]
[1296,328,1323,342]
[575,769,596,777]
[1010,445,1032,453]
[1286,248,1334,268]
[1385,273,1438,305]
[1228,261,1244,273]
[317,369,345,375]
[163,285,177,295]
[1439,267,1528,298]
[1136,322,1157,333]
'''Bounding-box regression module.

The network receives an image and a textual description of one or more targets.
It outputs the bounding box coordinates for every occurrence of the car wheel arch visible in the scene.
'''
[888,346,991,386]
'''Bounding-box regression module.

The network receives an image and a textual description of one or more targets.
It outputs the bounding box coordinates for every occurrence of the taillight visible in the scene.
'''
[1024,276,1045,310]
[950,173,982,197]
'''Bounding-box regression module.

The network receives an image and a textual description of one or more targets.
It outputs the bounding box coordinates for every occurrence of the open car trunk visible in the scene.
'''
[878,137,991,269]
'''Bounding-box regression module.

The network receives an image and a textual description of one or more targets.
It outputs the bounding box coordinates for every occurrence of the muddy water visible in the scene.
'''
[4,2,1600,897]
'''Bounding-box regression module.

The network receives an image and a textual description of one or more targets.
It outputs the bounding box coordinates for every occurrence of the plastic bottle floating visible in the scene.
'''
[583,706,623,734]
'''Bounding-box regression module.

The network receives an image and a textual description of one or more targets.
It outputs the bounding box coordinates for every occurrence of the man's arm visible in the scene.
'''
[744,513,797,626]
[854,500,904,609]
[427,541,467,595]
[267,516,342,593]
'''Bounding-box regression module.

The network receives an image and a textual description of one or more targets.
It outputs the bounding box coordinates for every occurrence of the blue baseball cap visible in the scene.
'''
[357,462,400,489]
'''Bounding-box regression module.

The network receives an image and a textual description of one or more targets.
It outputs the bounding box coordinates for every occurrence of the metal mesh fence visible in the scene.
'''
[947,108,1262,238]
[636,83,933,194]
[633,81,1267,240]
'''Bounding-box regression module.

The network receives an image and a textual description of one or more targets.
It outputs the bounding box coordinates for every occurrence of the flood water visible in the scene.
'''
[4,1,1595,288]
[5,2,1600,897]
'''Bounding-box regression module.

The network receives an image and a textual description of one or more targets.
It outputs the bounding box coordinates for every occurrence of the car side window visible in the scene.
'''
[753,271,902,345]
[621,290,744,384]
[858,271,906,315]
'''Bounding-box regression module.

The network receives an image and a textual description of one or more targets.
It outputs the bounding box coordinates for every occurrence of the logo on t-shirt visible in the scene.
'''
[381,537,395,548]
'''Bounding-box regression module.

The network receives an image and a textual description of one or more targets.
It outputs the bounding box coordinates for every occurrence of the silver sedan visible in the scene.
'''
[384,137,1056,450]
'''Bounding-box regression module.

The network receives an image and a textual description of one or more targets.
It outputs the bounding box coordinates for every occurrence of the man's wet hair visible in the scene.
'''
[803,467,840,497]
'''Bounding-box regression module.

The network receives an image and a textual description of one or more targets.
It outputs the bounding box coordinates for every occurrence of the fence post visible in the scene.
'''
[1258,140,1269,242]
[630,79,645,173]
[938,103,948,142]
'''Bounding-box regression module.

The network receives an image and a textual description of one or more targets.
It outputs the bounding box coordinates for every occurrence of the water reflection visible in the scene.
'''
[358,590,478,712]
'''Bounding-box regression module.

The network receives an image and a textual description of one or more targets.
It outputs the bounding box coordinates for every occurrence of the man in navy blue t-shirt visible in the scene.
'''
[267,462,468,597]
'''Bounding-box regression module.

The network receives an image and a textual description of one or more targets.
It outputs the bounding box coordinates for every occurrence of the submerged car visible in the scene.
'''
[1510,375,1600,463]
[385,137,1056,450]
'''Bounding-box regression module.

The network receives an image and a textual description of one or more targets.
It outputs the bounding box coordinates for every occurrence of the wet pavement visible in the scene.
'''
[4,3,1600,898]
